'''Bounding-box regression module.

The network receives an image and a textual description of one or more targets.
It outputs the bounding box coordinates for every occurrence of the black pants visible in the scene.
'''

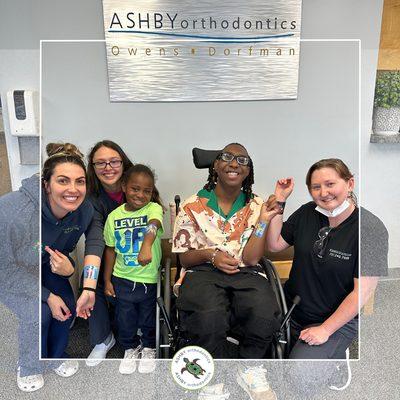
[42,265,75,359]
[112,276,156,349]
[177,264,280,359]
[289,318,358,359]
[88,281,116,346]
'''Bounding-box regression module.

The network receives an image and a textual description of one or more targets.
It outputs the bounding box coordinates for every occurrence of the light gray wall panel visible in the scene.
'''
[42,40,358,223]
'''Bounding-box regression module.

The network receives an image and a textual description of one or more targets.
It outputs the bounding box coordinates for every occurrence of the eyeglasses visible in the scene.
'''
[92,160,123,170]
[313,226,332,259]
[218,152,250,166]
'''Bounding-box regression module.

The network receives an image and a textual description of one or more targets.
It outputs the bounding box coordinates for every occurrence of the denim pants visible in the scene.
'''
[112,276,156,349]
[1,289,42,376]
[289,317,358,359]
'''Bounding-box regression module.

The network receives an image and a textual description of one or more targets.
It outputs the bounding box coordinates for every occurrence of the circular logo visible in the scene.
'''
[171,346,214,390]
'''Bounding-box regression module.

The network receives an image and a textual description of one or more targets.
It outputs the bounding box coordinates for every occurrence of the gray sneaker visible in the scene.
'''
[237,365,277,400]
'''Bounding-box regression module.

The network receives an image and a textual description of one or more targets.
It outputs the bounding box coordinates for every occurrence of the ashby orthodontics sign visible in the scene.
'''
[102,0,302,102]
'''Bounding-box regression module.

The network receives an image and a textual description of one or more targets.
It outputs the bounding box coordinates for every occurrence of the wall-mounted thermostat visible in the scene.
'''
[6,90,39,136]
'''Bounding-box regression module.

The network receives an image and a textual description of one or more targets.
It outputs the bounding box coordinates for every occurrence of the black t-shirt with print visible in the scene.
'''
[281,201,358,326]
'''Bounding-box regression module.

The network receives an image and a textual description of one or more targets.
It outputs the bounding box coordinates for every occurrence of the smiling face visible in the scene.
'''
[92,146,124,192]
[309,167,354,211]
[45,162,86,219]
[122,172,154,211]
[214,144,250,189]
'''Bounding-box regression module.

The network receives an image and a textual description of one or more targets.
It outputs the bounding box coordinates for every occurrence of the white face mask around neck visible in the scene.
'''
[315,199,351,218]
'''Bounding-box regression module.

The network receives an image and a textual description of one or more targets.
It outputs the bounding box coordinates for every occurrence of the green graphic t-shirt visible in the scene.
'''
[104,202,163,283]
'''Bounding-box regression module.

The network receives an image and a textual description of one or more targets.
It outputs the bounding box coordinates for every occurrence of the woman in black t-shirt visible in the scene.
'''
[266,158,377,359]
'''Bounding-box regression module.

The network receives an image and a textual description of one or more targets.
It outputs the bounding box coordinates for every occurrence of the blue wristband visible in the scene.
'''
[83,265,99,280]
[254,222,268,238]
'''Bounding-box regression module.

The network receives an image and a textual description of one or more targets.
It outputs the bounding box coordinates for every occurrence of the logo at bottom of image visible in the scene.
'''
[171,346,214,390]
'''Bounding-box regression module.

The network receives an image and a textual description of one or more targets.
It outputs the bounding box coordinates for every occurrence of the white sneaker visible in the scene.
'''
[53,360,79,378]
[119,346,141,374]
[85,333,116,367]
[138,347,156,374]
[17,367,44,392]
[236,365,277,400]
[198,383,230,400]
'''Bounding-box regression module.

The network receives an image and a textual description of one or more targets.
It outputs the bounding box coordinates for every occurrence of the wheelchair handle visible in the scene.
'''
[174,195,182,280]
[174,195,181,214]
[278,295,301,333]
[157,296,174,336]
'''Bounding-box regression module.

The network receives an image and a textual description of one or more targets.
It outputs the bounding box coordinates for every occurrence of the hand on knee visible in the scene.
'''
[299,325,330,346]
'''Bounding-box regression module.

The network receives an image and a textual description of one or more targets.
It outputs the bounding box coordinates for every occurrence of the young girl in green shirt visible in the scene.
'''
[103,164,164,374]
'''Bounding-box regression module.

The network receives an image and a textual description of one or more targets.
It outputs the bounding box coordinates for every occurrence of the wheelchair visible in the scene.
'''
[156,147,299,359]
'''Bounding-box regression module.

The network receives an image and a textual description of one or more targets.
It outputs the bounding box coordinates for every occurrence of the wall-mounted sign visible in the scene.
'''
[102,0,302,102]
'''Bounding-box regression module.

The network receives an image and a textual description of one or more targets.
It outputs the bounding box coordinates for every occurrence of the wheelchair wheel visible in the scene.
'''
[259,257,290,358]
[161,258,171,358]
[156,258,175,358]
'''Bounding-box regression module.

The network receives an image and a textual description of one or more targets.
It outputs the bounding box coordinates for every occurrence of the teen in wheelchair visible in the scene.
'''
[167,143,287,359]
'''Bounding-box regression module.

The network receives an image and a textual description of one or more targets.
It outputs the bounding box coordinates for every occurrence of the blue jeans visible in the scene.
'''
[0,290,42,376]
[112,276,156,349]
[289,317,358,359]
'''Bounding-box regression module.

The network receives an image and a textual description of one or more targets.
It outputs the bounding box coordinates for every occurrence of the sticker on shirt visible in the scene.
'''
[114,216,147,267]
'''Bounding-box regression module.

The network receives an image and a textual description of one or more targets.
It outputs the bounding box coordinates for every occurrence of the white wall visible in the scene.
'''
[41,40,358,214]
[0,50,40,189]
[2,0,398,267]
[360,47,400,268]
